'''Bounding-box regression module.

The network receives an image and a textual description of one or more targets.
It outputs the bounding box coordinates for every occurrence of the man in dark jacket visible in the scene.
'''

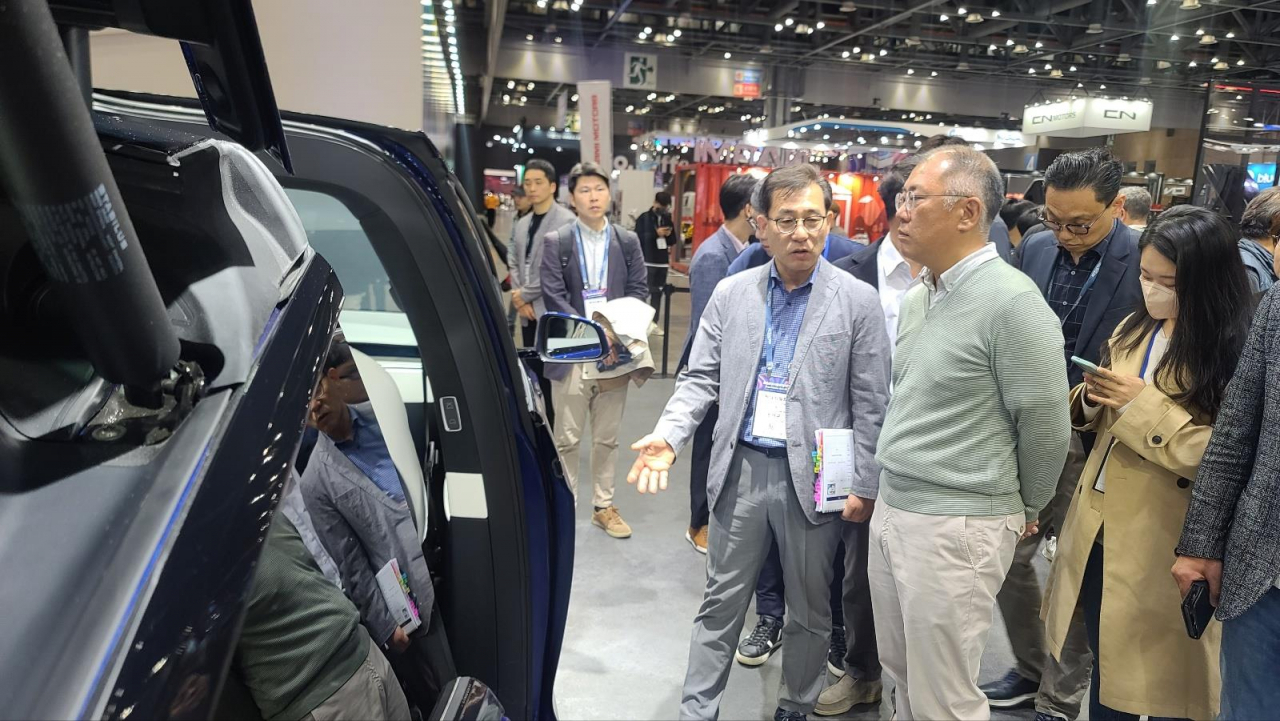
[1174,286,1280,720]
[635,191,675,320]
[540,162,648,539]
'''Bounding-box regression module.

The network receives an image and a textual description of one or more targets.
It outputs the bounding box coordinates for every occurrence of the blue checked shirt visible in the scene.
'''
[739,263,815,448]
[336,404,406,502]
[1047,228,1114,370]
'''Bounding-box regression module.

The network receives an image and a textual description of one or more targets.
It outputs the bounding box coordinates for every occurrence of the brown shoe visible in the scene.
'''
[686,526,708,554]
[592,506,632,538]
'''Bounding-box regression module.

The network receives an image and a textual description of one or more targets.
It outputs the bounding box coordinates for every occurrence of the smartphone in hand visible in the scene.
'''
[1070,355,1101,374]
[1181,579,1216,639]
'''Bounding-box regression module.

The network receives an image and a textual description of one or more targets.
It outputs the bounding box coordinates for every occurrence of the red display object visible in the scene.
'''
[672,163,888,258]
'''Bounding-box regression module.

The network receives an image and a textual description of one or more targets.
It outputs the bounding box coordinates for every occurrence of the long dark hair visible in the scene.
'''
[1104,205,1253,419]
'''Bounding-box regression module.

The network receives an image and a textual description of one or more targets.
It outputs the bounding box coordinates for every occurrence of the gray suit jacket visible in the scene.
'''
[678,225,742,372]
[300,431,435,645]
[508,203,577,320]
[1177,288,1280,620]
[540,222,648,380]
[654,259,892,524]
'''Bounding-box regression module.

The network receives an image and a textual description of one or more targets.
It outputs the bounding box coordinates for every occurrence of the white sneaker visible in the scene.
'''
[651,326,665,337]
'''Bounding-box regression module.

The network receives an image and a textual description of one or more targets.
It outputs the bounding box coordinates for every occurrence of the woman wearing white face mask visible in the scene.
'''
[1041,206,1254,721]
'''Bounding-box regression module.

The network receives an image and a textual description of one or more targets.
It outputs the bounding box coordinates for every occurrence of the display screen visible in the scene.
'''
[1247,162,1276,188]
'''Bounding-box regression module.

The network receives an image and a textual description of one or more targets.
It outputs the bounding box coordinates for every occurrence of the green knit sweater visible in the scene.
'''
[235,516,367,721]
[876,256,1071,520]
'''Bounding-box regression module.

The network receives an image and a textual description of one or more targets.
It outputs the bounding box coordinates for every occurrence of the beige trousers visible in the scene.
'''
[868,503,1024,721]
[551,364,629,509]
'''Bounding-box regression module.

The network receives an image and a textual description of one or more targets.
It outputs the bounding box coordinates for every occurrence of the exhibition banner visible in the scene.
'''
[578,80,614,167]
[1022,96,1153,137]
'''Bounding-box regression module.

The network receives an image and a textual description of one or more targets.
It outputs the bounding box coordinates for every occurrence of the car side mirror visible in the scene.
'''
[535,311,609,363]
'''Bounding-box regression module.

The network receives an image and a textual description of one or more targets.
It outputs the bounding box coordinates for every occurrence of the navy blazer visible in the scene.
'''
[678,225,742,372]
[833,239,881,288]
[990,215,1014,263]
[1018,221,1143,386]
[539,222,648,380]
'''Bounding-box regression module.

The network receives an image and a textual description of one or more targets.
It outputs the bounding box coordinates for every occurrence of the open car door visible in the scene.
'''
[91,92,577,720]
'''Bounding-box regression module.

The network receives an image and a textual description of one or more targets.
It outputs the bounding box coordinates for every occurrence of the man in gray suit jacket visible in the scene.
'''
[627,164,892,721]
[1174,286,1280,720]
[509,159,577,425]
[679,173,759,554]
[541,162,648,539]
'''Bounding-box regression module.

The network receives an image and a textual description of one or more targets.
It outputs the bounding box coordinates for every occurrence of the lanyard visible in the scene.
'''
[764,279,780,375]
[1059,257,1103,326]
[1139,329,1161,378]
[573,224,609,290]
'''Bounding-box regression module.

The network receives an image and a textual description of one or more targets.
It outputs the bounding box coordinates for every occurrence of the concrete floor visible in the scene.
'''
[552,285,1062,721]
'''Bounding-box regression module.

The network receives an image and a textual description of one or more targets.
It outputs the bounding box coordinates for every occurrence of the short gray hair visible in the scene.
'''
[1241,186,1280,240]
[1118,186,1152,221]
[752,163,833,219]
[920,145,1004,232]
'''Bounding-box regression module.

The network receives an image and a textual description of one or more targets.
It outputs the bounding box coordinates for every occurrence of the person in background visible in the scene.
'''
[869,145,1070,721]
[509,159,577,426]
[1237,186,1280,294]
[483,190,499,228]
[635,191,675,331]
[512,186,532,218]
[234,513,411,721]
[1043,206,1253,721]
[1000,199,1038,248]
[1012,207,1045,268]
[627,163,891,721]
[988,147,1142,721]
[1117,187,1152,233]
[301,340,455,715]
[678,173,759,554]
[812,159,922,717]
[540,161,648,539]
[1173,264,1280,721]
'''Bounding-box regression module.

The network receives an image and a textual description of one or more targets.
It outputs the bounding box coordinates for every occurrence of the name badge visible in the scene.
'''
[656,236,668,250]
[750,373,789,441]
[583,288,608,317]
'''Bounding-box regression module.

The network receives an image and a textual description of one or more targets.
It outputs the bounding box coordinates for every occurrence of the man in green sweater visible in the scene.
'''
[867,145,1071,721]
[234,513,411,721]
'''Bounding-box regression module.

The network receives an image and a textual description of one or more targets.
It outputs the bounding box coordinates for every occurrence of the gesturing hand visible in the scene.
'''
[627,434,676,494]
[841,495,875,523]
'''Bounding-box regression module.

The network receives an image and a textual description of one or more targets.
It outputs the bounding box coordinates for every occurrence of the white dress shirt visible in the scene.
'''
[576,219,611,289]
[923,243,1001,309]
[877,236,918,350]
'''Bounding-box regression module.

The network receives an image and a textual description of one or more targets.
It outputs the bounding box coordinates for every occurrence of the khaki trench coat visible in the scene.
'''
[1042,326,1221,720]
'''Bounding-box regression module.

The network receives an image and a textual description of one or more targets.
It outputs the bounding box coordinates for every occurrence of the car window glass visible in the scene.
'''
[287,188,401,313]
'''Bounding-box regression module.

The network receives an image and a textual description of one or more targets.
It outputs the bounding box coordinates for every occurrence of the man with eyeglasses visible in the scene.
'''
[626,163,891,721]
[869,145,1070,721]
[982,147,1142,721]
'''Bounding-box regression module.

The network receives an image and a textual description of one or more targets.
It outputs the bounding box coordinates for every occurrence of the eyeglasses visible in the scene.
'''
[1039,206,1110,237]
[895,190,971,214]
[767,214,829,235]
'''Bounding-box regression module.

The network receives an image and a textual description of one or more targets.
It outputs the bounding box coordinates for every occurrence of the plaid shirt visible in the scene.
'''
[740,262,815,448]
[1046,234,1112,368]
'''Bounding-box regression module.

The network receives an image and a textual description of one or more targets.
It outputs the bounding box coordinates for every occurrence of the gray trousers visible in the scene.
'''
[680,445,843,719]
[995,432,1093,720]
[306,637,411,721]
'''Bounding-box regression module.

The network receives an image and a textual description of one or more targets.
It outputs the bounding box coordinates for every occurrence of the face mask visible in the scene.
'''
[1140,277,1178,320]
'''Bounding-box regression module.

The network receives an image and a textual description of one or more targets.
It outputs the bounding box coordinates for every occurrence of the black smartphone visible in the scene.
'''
[1181,580,1216,639]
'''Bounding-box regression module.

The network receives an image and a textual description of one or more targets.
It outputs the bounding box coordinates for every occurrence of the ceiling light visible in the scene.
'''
[526,33,534,40]
[1035,41,1044,48]
[1078,82,1085,88]
[775,23,784,31]
[507,80,515,89]
[957,7,967,13]
[1200,34,1217,45]
[1117,52,1132,62]
[625,104,634,112]
[840,1,856,11]
[554,36,562,43]
[1214,60,1229,70]
[1006,38,1014,46]
[1238,58,1246,65]
[842,50,851,58]
[906,68,915,74]
[1189,60,1197,67]
[1045,63,1052,69]
[785,17,795,26]
[1181,0,1202,8]
[1100,83,1106,88]
[1029,68,1036,74]
[1195,27,1205,35]
[1148,0,1156,4]
[852,46,861,53]
[940,13,949,21]
[1170,34,1179,41]
[817,21,826,29]
[571,93,579,101]
[965,12,984,23]
[1069,65,1078,71]
[931,70,939,76]
[1211,56,1219,63]
[988,44,997,51]
[880,48,888,56]
[673,29,682,37]
[724,51,732,59]
[991,9,1001,17]
[1013,43,1029,54]
[1050,68,1064,78]
[528,82,535,90]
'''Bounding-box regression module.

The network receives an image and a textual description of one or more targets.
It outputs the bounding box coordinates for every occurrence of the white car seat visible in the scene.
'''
[351,348,428,542]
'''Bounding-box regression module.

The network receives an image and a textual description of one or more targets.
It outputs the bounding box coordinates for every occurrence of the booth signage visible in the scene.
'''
[733,68,763,99]
[625,53,658,90]
[1022,97,1153,137]
[578,81,614,166]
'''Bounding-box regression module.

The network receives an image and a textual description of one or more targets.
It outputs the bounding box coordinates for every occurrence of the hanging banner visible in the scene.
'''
[733,68,763,99]
[1022,97,1153,137]
[578,81,614,167]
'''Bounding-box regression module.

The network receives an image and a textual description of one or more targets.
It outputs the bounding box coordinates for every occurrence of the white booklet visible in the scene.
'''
[375,558,421,634]
[814,429,856,513]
